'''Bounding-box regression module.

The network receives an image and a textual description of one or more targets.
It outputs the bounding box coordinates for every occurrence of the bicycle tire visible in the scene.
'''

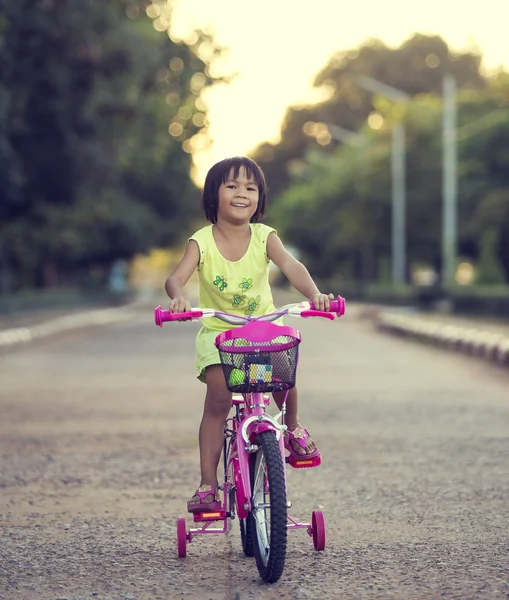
[249,430,287,583]
[312,509,326,551]
[239,515,255,557]
[176,517,187,558]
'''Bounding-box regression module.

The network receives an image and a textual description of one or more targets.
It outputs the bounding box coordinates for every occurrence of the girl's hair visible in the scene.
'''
[201,156,267,224]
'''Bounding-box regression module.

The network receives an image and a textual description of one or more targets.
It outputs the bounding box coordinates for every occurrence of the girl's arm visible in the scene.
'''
[266,233,333,311]
[165,240,200,312]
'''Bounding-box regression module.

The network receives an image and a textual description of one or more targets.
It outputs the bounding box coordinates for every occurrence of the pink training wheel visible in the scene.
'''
[312,510,326,551]
[176,517,187,557]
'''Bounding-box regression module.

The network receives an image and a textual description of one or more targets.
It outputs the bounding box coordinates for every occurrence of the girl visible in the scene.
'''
[165,156,334,513]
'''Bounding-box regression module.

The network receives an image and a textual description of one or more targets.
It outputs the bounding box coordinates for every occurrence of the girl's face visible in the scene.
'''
[217,167,259,223]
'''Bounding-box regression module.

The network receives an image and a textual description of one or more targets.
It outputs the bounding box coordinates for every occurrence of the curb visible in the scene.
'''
[0,305,135,348]
[372,311,509,367]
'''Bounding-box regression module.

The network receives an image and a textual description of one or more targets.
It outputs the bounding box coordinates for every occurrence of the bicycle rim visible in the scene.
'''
[250,430,287,583]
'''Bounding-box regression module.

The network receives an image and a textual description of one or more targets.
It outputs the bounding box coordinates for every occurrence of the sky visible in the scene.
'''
[169,0,509,183]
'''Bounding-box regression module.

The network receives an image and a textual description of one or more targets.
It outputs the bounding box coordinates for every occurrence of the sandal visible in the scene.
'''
[284,425,321,461]
[187,484,221,514]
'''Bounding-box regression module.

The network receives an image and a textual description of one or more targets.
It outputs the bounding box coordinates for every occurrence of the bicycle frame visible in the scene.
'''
[155,296,346,560]
[187,390,287,540]
[227,391,286,518]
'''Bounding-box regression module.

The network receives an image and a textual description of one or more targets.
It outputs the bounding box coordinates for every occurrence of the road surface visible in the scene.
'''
[1,297,508,599]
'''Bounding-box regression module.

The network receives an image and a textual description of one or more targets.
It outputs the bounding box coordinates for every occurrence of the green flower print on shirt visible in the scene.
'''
[232,294,246,308]
[238,277,253,291]
[245,295,261,315]
[213,275,228,292]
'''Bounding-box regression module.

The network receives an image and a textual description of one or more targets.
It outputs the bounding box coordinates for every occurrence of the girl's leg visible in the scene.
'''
[272,386,317,455]
[188,364,232,505]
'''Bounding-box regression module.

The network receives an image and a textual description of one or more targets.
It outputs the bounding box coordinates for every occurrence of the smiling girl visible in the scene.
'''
[165,156,333,512]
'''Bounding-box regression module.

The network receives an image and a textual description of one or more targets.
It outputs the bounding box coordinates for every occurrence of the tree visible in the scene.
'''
[457,81,509,281]
[0,0,222,289]
[252,34,486,201]
[270,80,509,285]
[476,228,506,284]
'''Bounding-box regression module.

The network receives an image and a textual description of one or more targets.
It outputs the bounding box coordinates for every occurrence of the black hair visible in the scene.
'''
[201,156,268,224]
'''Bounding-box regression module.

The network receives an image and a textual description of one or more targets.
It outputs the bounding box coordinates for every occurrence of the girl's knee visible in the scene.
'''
[205,365,231,417]
[205,389,231,417]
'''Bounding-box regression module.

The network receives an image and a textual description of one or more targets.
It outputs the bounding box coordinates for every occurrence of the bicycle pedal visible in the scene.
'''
[287,455,322,469]
[192,509,227,523]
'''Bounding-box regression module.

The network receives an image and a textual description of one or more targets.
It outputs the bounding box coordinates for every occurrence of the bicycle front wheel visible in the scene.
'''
[249,430,287,583]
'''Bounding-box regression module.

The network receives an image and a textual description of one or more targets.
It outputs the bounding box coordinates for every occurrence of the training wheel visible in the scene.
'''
[311,510,326,551]
[176,517,188,557]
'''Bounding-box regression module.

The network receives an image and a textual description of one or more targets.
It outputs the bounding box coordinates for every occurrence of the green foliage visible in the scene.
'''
[3,18,509,295]
[447,284,509,318]
[377,257,391,285]
[476,229,506,284]
[262,36,509,287]
[253,34,485,200]
[0,0,220,289]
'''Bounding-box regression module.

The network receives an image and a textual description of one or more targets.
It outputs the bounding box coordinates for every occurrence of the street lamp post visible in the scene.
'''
[357,75,410,286]
[442,74,458,286]
[327,123,365,146]
[359,75,462,288]
[391,122,406,287]
[443,99,509,285]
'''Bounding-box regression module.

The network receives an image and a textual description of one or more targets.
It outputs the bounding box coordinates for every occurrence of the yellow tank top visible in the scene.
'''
[189,223,277,331]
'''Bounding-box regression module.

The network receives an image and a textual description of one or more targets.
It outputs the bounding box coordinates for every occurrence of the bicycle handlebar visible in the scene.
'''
[154,295,346,327]
[154,308,202,326]
[300,309,334,321]
[310,297,345,316]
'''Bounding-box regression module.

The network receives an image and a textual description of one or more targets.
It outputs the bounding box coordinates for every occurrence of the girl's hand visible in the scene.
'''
[309,292,335,311]
[169,296,192,314]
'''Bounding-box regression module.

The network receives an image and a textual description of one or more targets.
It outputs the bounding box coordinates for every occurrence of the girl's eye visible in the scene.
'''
[248,187,256,191]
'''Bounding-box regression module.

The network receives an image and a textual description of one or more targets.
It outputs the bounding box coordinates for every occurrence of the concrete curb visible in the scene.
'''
[372,311,509,367]
[0,305,135,348]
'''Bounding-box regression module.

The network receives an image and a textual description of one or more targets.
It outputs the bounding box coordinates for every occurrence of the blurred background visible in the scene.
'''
[1,0,508,318]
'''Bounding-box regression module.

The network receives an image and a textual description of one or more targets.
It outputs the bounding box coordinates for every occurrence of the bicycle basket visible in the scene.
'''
[216,327,301,394]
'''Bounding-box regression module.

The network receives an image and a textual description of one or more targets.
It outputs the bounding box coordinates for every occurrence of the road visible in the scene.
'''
[1,297,508,600]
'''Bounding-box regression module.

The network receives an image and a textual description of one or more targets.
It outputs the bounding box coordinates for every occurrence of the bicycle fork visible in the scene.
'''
[233,393,287,514]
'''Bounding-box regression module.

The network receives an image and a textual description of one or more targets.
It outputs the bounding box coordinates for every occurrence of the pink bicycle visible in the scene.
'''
[154,296,346,583]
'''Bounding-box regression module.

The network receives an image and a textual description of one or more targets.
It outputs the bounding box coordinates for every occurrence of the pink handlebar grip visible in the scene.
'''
[309,295,346,317]
[154,305,202,326]
[301,310,335,320]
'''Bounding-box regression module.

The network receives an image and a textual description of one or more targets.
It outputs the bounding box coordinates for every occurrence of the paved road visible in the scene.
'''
[1,298,508,600]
